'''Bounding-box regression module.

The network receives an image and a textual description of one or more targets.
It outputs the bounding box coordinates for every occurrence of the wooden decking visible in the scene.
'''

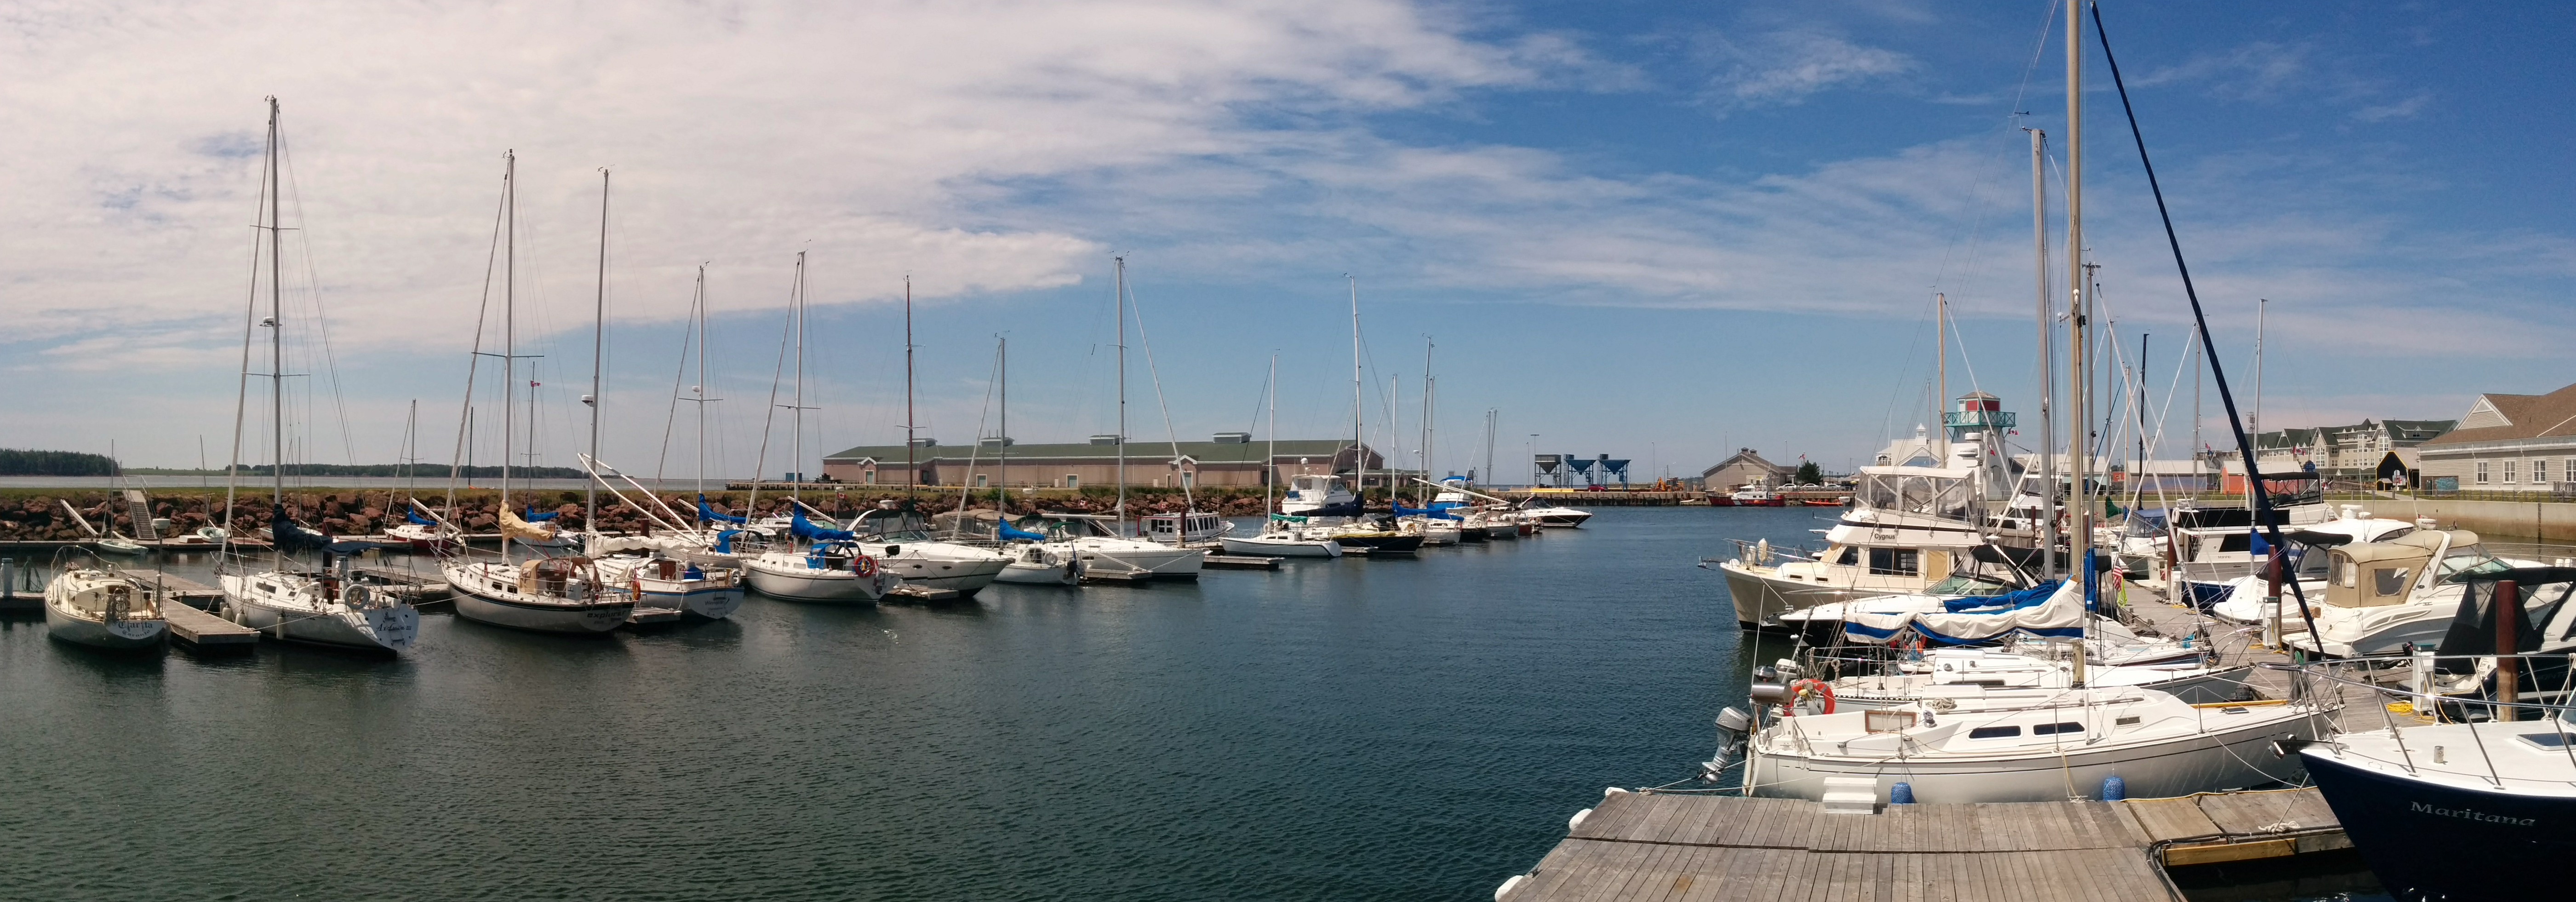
[1499,786,2346,902]
[160,598,258,651]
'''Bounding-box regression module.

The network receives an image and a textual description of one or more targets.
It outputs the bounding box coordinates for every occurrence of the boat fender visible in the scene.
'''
[1494,874,1527,902]
[2099,776,2125,802]
[1602,786,1629,798]
[1889,782,1914,805]
[1568,808,1592,830]
[853,556,879,578]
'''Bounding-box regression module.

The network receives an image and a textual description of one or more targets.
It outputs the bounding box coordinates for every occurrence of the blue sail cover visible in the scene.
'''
[999,520,1049,541]
[406,509,436,525]
[698,494,748,524]
[272,509,376,554]
[1393,503,1460,521]
[523,508,561,522]
[791,508,856,542]
[712,529,742,555]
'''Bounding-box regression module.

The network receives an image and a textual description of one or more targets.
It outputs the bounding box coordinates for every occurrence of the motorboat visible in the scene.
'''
[994,541,1084,585]
[2271,530,2538,658]
[2297,704,2576,902]
[590,552,745,621]
[1014,512,1207,578]
[442,553,635,634]
[843,508,1012,595]
[2165,479,2343,605]
[742,540,901,602]
[1727,486,1785,507]
[1721,684,2328,804]
[1281,474,1357,516]
[44,563,168,650]
[1716,398,2031,631]
[1520,504,1594,527]
[1219,515,1344,558]
[96,535,149,555]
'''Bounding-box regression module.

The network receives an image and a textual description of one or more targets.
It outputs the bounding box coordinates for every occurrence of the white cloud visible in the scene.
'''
[1703,27,1915,109]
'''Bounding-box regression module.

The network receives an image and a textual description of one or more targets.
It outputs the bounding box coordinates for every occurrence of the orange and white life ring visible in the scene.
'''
[852,555,879,578]
[1785,679,1836,716]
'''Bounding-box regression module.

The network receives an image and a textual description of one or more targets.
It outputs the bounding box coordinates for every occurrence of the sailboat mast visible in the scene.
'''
[1265,353,1277,514]
[694,267,708,506]
[1349,275,1363,504]
[1114,259,1127,533]
[905,274,916,508]
[2030,126,2057,580]
[997,336,1008,511]
[1420,338,1433,504]
[587,168,608,538]
[1935,292,1947,457]
[794,254,807,509]
[267,97,286,570]
[2064,0,2089,593]
[502,149,516,567]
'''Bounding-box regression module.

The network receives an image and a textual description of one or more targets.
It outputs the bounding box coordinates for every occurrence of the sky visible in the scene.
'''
[5,0,2572,480]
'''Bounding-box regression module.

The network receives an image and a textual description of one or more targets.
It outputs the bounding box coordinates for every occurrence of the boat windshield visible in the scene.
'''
[1855,473,1974,520]
[2439,549,2511,582]
[1926,573,2017,597]
[868,528,935,542]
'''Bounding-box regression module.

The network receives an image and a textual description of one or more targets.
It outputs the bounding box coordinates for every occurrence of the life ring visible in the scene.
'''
[852,555,879,578]
[1785,679,1836,716]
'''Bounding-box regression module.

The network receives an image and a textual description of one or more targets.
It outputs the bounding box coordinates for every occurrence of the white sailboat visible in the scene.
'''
[1222,355,1344,559]
[215,98,420,653]
[743,262,913,603]
[45,558,169,650]
[437,150,635,634]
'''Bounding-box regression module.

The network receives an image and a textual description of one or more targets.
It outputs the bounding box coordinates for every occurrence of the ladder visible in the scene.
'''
[124,490,159,541]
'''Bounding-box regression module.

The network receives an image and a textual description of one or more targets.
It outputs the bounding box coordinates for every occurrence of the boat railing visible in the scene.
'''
[1724,537,1816,567]
[2265,653,2576,787]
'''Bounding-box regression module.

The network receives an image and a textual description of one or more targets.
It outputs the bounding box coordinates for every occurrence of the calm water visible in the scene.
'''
[0,508,2384,901]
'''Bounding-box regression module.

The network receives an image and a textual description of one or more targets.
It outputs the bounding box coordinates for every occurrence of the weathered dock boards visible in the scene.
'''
[1501,790,2172,902]
[1500,787,2348,902]
[160,600,258,651]
[1202,554,1282,570]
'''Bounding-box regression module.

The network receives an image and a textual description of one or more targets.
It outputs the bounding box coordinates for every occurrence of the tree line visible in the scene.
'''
[0,449,116,476]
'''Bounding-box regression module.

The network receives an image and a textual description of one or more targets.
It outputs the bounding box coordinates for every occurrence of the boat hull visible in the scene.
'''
[2303,748,2576,901]
[1719,560,1874,631]
[1334,533,1424,553]
[743,558,896,603]
[1219,536,1343,558]
[1078,542,1207,578]
[221,574,421,651]
[1751,708,2323,804]
[44,607,166,649]
[439,564,631,634]
[873,557,1008,595]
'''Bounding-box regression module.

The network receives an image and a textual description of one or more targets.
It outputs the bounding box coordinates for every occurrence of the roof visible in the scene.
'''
[2381,419,2456,444]
[2421,382,2576,447]
[1700,448,1792,478]
[824,439,1367,465]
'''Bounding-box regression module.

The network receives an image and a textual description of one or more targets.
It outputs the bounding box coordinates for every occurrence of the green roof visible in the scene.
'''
[824,439,1368,465]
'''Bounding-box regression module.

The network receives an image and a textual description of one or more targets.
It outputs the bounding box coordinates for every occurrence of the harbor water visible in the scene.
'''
[0,507,2383,900]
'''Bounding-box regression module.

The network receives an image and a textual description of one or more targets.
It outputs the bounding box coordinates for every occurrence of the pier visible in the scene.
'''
[1496,786,2341,902]
[160,599,258,651]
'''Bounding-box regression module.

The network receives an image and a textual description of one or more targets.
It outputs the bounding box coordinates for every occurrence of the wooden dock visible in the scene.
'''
[160,599,258,651]
[1497,786,2345,902]
[1202,554,1282,570]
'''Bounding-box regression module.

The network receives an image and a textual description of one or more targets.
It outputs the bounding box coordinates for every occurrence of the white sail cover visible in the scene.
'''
[1844,580,2082,645]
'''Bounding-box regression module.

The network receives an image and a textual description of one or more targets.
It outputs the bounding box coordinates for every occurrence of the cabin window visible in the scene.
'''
[2115,716,2141,726]
[2375,567,2411,596]
[1867,548,1919,577]
[2216,533,2251,554]
[2331,558,2356,589]
[1864,710,1917,733]
[1835,547,1860,566]
[1967,726,2022,739]
[2476,461,2490,485]
[2031,722,2084,736]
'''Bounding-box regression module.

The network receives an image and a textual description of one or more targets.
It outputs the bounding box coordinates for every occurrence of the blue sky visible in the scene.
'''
[4,1,2570,479]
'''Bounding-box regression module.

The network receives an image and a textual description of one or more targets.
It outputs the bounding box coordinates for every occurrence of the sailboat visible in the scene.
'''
[45,552,170,650]
[387,401,459,551]
[1307,276,1422,555]
[1223,354,1343,559]
[216,97,420,652]
[741,258,906,603]
[436,150,635,634]
[567,170,744,622]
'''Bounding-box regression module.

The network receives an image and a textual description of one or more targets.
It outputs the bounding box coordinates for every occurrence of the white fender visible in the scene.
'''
[1568,808,1593,830]
[1494,874,1528,902]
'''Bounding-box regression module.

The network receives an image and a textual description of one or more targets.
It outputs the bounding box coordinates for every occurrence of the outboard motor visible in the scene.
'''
[1700,706,1754,782]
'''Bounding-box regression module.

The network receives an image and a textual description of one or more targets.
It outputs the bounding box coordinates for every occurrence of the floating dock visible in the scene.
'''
[1202,554,1281,570]
[160,599,258,652]
[1498,786,2343,902]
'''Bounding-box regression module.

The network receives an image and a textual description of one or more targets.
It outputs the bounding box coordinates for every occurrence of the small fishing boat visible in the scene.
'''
[44,562,168,649]
[1220,515,1345,558]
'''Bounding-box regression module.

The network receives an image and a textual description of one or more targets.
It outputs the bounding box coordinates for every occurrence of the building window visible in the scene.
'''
[2504,460,2517,484]
[1064,474,1079,489]
[864,471,876,485]
[975,474,989,488]
[2537,459,2553,485]
[2476,461,2490,484]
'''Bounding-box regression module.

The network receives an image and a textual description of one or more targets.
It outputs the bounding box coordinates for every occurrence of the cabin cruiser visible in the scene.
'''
[1280,474,1357,516]
[837,508,1011,596]
[2268,530,2539,658]
[1140,510,1231,546]
[2165,475,2340,606]
[1014,512,1207,579]
[1717,394,2030,631]
[1520,504,1593,527]
[1219,515,1345,558]
[44,560,169,650]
